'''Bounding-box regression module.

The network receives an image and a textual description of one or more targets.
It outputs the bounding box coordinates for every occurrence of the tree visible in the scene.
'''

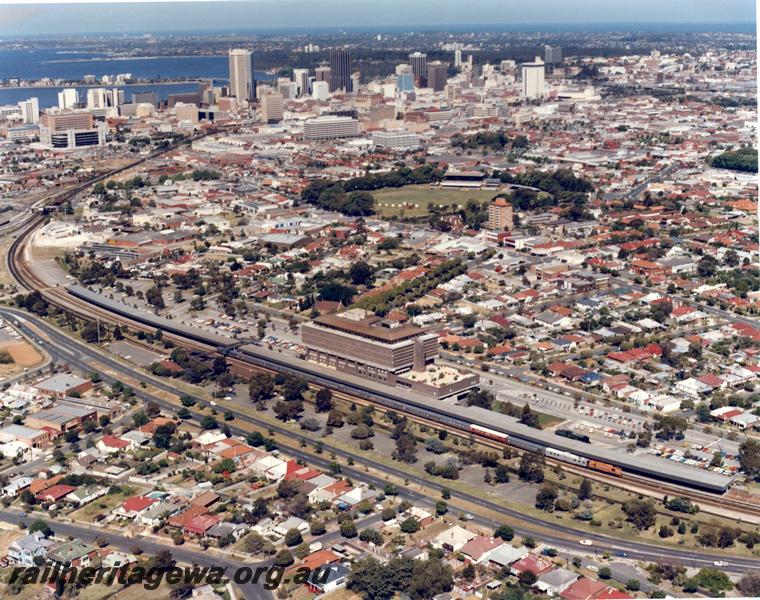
[351,423,374,439]
[248,373,274,404]
[693,568,733,593]
[519,403,540,428]
[494,463,511,483]
[28,520,53,537]
[739,438,760,479]
[578,478,592,501]
[200,415,218,430]
[518,452,545,483]
[310,520,326,535]
[400,517,420,534]
[284,528,302,547]
[535,485,558,511]
[598,567,612,579]
[349,261,373,285]
[359,528,384,545]
[347,557,396,600]
[435,500,448,515]
[737,573,760,597]
[340,519,358,538]
[315,388,333,412]
[623,499,656,530]
[272,549,294,567]
[626,579,641,592]
[494,525,514,541]
[381,507,396,521]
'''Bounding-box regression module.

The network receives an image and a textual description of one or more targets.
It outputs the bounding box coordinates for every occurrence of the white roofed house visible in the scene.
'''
[336,484,378,508]
[536,567,579,596]
[673,377,712,398]
[432,525,477,553]
[2,475,33,497]
[8,531,54,566]
[65,485,108,507]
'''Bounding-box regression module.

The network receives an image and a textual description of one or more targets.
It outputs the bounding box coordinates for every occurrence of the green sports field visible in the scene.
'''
[372,184,501,218]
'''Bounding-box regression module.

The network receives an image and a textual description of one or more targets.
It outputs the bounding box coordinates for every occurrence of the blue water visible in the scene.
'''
[0,83,207,109]
[0,48,271,107]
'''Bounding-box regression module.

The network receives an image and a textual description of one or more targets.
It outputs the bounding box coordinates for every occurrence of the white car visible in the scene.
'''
[587,565,599,573]
[579,539,594,546]
[713,561,727,567]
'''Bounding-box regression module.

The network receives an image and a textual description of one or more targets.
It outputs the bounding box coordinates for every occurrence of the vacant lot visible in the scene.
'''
[372,185,499,218]
[0,340,43,379]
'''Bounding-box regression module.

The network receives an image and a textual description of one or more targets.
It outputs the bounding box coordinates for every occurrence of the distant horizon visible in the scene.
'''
[0,0,755,37]
[2,21,757,39]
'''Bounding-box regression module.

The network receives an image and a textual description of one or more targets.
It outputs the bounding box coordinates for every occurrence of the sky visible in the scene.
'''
[0,0,756,36]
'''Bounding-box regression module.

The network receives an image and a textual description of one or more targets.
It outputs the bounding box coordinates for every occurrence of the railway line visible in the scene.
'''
[5,147,758,517]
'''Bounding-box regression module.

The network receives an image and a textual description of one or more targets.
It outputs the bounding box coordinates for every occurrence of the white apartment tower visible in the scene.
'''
[293,68,309,97]
[228,48,254,103]
[521,57,546,99]
[18,98,39,124]
[57,88,79,110]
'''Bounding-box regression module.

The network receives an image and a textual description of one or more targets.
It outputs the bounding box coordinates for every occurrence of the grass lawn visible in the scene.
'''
[372,185,500,218]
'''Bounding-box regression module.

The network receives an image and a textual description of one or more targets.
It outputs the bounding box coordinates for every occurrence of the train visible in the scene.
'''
[555,428,591,444]
[64,284,734,494]
[471,424,620,474]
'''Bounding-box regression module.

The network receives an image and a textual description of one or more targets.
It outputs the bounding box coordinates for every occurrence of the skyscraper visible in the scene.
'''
[329,49,352,93]
[86,88,108,109]
[545,45,563,65]
[57,88,79,110]
[315,64,332,88]
[522,57,546,99]
[260,92,284,123]
[427,62,449,92]
[18,98,39,124]
[409,52,427,87]
[293,68,309,97]
[228,48,254,103]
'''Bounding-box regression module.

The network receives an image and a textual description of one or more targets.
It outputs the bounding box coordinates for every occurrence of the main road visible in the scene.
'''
[2,307,759,577]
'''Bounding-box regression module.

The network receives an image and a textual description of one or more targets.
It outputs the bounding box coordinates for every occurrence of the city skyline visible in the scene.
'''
[0,0,756,36]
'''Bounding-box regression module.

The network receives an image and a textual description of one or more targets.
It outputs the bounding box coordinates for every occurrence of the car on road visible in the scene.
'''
[614,551,628,558]
[713,561,727,567]
[579,539,594,546]
[587,565,599,573]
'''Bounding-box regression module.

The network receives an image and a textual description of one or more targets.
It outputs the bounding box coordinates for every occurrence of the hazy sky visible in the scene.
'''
[0,0,756,36]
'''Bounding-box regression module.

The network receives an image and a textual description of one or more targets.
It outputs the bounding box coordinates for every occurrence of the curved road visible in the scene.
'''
[2,308,759,577]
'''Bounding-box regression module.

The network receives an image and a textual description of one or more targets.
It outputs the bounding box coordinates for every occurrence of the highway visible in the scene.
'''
[2,307,759,576]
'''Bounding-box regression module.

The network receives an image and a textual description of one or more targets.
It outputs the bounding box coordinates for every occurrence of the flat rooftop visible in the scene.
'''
[309,309,428,344]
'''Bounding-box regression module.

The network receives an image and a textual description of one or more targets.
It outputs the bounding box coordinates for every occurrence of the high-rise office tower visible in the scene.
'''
[293,68,309,97]
[545,45,563,65]
[521,57,546,99]
[18,98,39,124]
[57,88,79,110]
[454,49,462,67]
[409,52,427,87]
[228,48,254,103]
[329,48,352,92]
[315,64,332,88]
[351,72,361,94]
[261,92,284,123]
[427,62,449,92]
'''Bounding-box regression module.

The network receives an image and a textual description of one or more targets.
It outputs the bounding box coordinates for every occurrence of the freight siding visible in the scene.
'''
[67,285,735,494]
